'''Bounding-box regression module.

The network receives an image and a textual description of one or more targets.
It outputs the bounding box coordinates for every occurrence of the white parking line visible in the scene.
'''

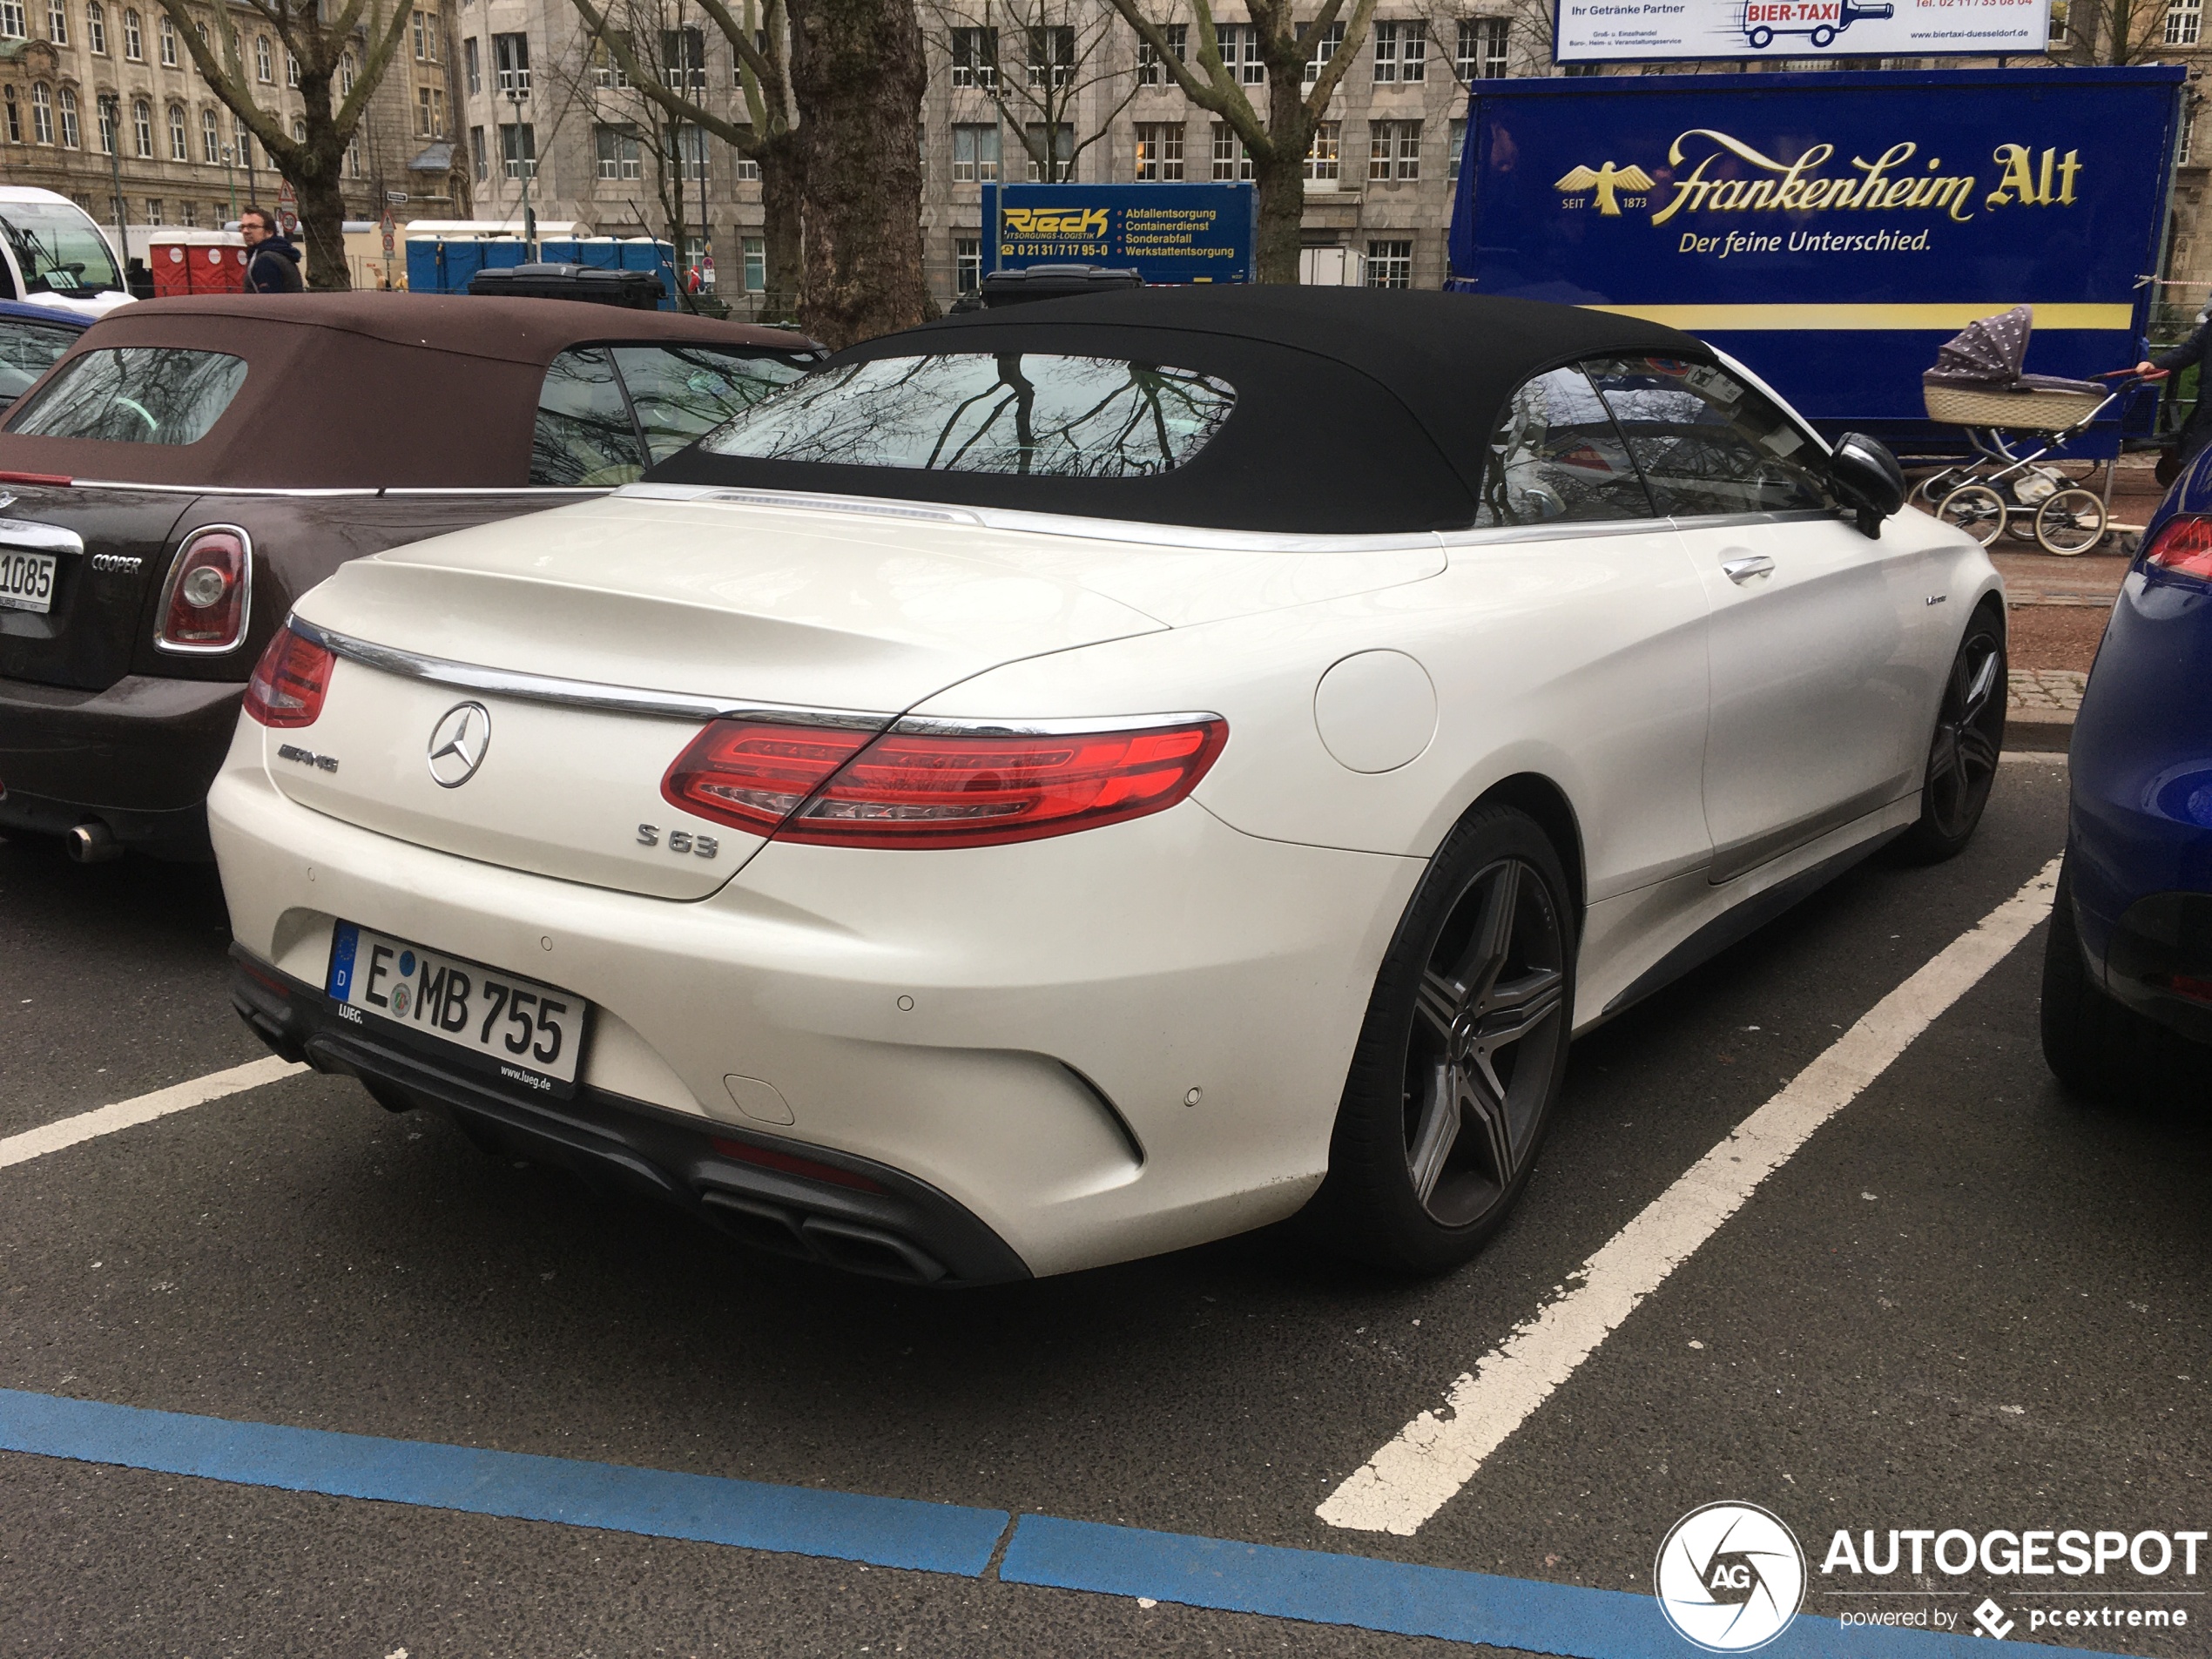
[1317,854,2064,1537]
[0,1055,307,1171]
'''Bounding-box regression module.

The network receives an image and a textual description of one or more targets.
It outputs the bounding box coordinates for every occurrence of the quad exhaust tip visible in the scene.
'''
[65,821,122,863]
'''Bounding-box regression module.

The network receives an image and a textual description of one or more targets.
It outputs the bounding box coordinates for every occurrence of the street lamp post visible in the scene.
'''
[221,142,237,225]
[98,95,130,276]
[505,84,535,258]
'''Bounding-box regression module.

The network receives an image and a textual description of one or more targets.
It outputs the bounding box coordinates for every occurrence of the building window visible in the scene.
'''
[1025,24,1071,87]
[659,25,703,90]
[144,197,161,224]
[1302,19,1342,82]
[416,84,433,134]
[411,7,425,57]
[745,233,766,292]
[1305,118,1339,181]
[180,199,196,226]
[469,122,485,181]
[587,34,628,87]
[1447,115,1466,182]
[2168,0,2200,43]
[3,86,17,144]
[1369,118,1420,180]
[0,0,22,36]
[347,138,360,176]
[1135,120,1183,180]
[733,133,759,180]
[1457,17,1507,78]
[200,105,218,161]
[950,25,996,87]
[1372,20,1423,82]
[46,0,64,43]
[2049,0,2068,39]
[161,10,177,62]
[234,113,250,168]
[593,122,639,179]
[30,81,51,144]
[500,119,533,177]
[1024,120,1071,181]
[84,0,100,51]
[951,122,998,182]
[168,101,185,158]
[341,48,355,92]
[1136,23,1184,84]
[1216,22,1263,84]
[119,3,136,54]
[254,32,270,79]
[132,95,150,155]
[671,121,707,179]
[57,83,74,145]
[1210,120,1251,181]
[286,49,298,84]
[954,234,978,293]
[464,34,480,91]
[493,30,527,93]
[1366,239,1412,287]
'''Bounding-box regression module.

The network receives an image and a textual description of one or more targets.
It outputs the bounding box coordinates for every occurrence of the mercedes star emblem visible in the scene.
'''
[426,701,492,788]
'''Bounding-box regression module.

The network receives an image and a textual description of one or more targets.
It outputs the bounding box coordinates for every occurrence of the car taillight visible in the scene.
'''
[156,526,251,652]
[662,716,1229,848]
[243,625,334,728]
[2143,514,2212,581]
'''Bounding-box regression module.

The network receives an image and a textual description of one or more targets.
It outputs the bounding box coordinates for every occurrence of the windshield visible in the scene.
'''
[0,201,125,298]
[0,316,82,406]
[8,347,248,444]
[698,353,1237,478]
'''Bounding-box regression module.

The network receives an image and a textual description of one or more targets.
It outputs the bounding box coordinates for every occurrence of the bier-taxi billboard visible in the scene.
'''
[1555,0,2049,64]
[981,183,1255,285]
[1447,66,2184,449]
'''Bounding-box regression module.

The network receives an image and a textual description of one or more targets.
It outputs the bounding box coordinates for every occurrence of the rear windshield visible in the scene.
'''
[697,353,1237,478]
[7,347,249,444]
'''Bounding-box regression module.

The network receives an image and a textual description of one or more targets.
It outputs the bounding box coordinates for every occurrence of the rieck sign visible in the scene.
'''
[1448,67,2184,448]
[1555,0,2049,63]
[981,183,1256,285]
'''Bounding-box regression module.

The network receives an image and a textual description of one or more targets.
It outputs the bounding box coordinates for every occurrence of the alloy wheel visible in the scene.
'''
[1925,629,2004,841]
[1401,856,1568,1227]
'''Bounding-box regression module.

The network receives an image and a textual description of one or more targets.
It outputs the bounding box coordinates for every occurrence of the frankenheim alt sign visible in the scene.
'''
[1555,0,2050,63]
[981,183,1256,284]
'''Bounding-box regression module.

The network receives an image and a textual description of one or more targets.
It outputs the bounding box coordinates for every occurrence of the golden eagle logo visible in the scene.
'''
[1554,161,1656,217]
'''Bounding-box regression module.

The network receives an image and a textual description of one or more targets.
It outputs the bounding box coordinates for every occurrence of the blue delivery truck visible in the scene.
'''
[1447,66,2187,460]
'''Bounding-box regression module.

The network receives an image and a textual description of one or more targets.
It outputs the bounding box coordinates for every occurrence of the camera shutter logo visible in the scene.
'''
[1654,1501,1807,1651]
[427,701,492,788]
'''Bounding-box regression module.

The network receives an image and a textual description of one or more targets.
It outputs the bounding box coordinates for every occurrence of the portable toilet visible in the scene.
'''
[147,230,247,296]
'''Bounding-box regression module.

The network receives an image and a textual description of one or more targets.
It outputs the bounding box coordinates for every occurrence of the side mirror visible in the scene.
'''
[1830,431,1907,538]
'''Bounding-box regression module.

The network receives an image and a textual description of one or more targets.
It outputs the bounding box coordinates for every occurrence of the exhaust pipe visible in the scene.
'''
[65,821,123,863]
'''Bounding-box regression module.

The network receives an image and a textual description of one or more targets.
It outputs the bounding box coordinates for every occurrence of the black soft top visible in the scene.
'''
[646,287,1707,535]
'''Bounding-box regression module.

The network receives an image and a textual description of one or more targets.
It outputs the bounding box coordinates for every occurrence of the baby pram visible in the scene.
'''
[1918,305,2145,556]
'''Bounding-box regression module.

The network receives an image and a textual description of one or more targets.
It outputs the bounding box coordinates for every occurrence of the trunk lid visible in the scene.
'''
[0,484,196,691]
[273,494,1174,897]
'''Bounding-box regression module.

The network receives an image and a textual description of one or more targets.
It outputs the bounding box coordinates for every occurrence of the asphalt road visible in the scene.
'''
[3,759,2209,1658]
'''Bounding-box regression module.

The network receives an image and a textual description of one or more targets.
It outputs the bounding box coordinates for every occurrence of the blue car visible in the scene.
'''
[0,299,89,412]
[2044,453,2212,1092]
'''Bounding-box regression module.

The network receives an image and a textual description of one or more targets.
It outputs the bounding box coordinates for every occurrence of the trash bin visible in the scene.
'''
[953,264,1143,312]
[465,261,664,309]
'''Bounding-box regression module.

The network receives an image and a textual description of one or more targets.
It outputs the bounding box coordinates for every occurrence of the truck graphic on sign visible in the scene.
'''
[1741,0,1892,50]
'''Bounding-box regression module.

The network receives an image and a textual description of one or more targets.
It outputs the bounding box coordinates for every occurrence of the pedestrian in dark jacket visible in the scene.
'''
[2137,306,2212,468]
[239,206,304,293]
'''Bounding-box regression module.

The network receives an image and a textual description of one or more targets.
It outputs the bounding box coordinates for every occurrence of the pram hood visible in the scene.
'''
[1924,304,2102,395]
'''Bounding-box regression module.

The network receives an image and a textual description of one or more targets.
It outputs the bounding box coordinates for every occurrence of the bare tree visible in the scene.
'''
[1106,0,1379,282]
[158,0,415,288]
[569,0,803,316]
[921,0,1141,182]
[2049,0,2184,61]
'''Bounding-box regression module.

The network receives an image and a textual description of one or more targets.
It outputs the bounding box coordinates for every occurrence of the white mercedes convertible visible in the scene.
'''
[209,289,2004,1285]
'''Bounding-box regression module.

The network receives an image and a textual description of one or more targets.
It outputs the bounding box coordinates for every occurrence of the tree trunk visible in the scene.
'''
[788,0,929,347]
[294,145,352,292]
[758,132,806,322]
[1251,73,1311,285]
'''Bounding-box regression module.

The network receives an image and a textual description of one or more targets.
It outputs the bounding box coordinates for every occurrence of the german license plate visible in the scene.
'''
[326,921,587,1097]
[0,548,56,614]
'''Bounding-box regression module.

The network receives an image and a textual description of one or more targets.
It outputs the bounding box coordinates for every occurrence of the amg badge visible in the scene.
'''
[276,743,339,773]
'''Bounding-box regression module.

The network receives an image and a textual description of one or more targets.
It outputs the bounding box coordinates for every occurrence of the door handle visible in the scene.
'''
[1723,556,1776,583]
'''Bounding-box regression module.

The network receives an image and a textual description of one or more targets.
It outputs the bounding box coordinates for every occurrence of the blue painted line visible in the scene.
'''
[0,1389,2138,1658]
[0,1388,1008,1576]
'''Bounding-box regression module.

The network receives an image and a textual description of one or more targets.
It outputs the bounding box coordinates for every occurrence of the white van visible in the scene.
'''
[0,186,135,318]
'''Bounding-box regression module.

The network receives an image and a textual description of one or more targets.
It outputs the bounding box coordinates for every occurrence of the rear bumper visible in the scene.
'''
[2087,889,2212,1047]
[0,671,241,855]
[230,950,1031,1286]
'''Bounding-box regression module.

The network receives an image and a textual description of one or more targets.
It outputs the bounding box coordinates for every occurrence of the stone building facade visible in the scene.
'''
[0,0,465,262]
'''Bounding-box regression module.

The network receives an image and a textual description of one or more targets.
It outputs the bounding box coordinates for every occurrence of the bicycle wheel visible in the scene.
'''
[2034,487,2106,556]
[1936,482,2007,546]
[1915,469,1963,505]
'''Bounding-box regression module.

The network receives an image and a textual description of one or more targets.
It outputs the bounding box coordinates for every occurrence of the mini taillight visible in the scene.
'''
[243,625,334,728]
[662,716,1229,849]
[2143,515,2212,581]
[157,526,251,651]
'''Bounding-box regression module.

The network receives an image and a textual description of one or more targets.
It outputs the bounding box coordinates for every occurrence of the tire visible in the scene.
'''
[1747,25,1774,45]
[1936,482,2006,546]
[1313,806,1575,1274]
[2034,487,2107,556]
[1894,605,2005,863]
[1809,24,1836,44]
[2040,857,2188,1101]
